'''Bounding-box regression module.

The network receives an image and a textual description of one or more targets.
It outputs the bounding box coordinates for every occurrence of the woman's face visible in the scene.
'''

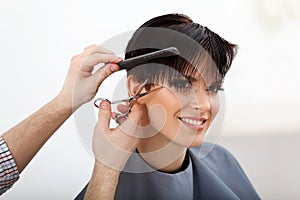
[140,76,221,148]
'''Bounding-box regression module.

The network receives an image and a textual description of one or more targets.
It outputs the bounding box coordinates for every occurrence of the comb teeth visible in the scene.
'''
[118,47,180,70]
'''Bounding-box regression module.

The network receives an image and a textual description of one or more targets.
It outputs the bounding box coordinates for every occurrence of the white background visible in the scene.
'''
[0,0,299,199]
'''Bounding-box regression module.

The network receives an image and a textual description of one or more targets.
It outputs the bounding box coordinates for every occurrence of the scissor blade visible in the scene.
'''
[132,79,148,99]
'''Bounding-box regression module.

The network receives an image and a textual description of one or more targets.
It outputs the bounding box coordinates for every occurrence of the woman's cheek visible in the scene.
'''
[147,104,167,133]
[211,94,220,120]
[146,91,181,133]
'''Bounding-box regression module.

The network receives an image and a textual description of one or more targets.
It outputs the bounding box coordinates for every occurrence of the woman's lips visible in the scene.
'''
[178,116,207,131]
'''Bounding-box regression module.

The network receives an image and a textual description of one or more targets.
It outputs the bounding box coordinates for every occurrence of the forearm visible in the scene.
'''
[0,45,120,177]
[84,160,120,200]
[83,100,142,199]
[2,94,73,173]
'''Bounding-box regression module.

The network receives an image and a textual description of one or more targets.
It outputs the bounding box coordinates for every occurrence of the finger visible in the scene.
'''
[119,104,143,137]
[115,116,127,125]
[98,100,112,133]
[82,53,121,73]
[91,45,114,55]
[111,112,126,119]
[84,44,97,52]
[110,57,123,64]
[92,63,120,88]
[117,104,129,114]
[112,111,129,123]
[84,45,114,55]
[127,104,143,126]
[111,112,119,119]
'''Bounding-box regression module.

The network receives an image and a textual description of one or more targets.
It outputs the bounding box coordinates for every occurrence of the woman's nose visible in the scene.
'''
[189,89,211,112]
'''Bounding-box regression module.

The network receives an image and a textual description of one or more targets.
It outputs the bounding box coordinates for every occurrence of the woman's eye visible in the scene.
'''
[206,85,224,93]
[172,80,191,88]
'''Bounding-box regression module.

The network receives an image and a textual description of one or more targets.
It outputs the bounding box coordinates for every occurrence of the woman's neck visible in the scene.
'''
[137,134,187,173]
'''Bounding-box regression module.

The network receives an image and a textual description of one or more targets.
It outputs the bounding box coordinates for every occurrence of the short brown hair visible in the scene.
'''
[125,13,238,90]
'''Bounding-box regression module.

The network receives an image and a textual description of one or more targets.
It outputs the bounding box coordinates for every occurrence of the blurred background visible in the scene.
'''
[0,0,299,199]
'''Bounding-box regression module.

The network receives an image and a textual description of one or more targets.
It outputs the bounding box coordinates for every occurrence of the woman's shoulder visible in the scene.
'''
[189,143,235,161]
[189,143,246,177]
[188,143,260,199]
[205,144,236,160]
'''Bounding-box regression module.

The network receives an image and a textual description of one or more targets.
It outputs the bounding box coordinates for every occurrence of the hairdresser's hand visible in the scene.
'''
[92,100,143,170]
[58,44,122,110]
[111,104,130,124]
[85,101,142,199]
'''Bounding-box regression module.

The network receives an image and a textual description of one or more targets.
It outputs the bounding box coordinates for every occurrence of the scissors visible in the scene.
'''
[94,79,149,124]
[94,47,180,124]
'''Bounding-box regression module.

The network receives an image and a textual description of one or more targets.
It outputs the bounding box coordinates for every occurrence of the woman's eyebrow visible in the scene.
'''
[183,75,198,82]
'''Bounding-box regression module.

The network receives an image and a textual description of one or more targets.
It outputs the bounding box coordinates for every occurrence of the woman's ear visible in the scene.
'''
[127,75,142,96]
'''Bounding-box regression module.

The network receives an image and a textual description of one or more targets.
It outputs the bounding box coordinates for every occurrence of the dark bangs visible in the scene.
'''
[125,14,238,90]
[126,48,218,91]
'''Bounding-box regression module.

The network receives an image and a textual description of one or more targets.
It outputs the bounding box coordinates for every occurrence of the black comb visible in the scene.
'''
[118,47,180,70]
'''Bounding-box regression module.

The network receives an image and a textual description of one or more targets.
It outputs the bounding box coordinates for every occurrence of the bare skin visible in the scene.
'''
[84,100,143,200]
[2,45,121,174]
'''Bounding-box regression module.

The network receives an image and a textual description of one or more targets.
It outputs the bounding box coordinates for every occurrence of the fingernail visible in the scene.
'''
[100,101,108,109]
[110,64,119,72]
[113,57,122,63]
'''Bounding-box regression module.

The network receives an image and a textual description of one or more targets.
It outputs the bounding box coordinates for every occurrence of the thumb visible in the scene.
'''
[98,100,112,133]
[92,61,121,88]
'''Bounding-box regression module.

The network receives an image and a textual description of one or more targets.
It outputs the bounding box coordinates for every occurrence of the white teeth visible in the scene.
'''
[180,118,203,126]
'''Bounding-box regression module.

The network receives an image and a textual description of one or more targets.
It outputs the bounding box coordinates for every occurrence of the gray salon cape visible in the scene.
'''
[75,144,260,199]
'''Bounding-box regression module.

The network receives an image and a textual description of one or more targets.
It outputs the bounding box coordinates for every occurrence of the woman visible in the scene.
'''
[76,13,260,199]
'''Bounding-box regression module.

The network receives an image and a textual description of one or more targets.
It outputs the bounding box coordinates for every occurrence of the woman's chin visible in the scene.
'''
[187,137,205,148]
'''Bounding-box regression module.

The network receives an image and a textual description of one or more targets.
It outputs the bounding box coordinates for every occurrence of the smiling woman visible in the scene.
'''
[75,14,260,200]
[124,13,235,166]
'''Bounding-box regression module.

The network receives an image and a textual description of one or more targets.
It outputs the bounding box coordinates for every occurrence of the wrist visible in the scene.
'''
[52,94,74,114]
[94,159,122,174]
[92,159,121,186]
[85,159,120,200]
